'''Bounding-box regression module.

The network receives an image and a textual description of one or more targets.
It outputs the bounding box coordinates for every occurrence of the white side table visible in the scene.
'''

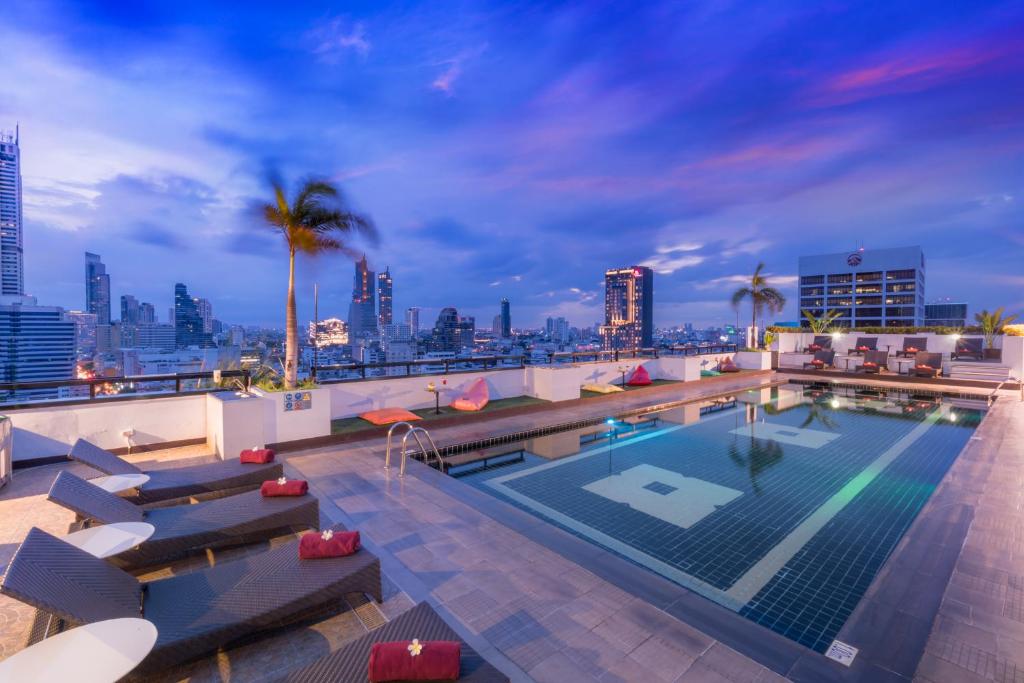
[89,473,150,494]
[62,523,155,559]
[0,618,157,683]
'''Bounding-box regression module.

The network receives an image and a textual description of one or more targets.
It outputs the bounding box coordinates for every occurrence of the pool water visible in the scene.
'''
[461,385,985,652]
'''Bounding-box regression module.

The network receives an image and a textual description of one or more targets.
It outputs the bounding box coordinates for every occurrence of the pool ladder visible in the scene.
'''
[384,422,443,476]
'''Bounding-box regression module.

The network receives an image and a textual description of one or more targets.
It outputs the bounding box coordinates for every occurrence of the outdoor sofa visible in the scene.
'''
[48,470,319,570]
[1,525,382,679]
[70,438,281,504]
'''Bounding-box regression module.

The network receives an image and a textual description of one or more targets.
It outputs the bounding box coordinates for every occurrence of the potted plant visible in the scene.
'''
[974,307,1018,360]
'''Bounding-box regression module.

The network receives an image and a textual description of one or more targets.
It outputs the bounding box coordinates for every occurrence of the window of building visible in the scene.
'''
[888,282,916,293]
[885,269,915,280]
[828,285,852,295]
[855,319,881,327]
[800,298,824,309]
[885,319,913,327]
[885,295,916,305]
[885,306,917,317]
[800,275,825,285]
[855,307,883,318]
[827,273,853,284]
[855,271,883,282]
[828,297,852,307]
[800,287,825,297]
[854,296,882,306]
[855,285,883,294]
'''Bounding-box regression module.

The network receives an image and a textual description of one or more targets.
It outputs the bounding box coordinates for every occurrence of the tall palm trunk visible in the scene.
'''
[284,248,298,388]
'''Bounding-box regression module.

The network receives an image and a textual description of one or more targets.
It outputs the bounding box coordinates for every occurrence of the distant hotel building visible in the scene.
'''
[85,252,111,325]
[499,298,511,338]
[925,301,968,328]
[798,246,925,327]
[601,266,653,350]
[405,307,420,334]
[377,267,393,328]
[0,129,24,296]
[0,296,75,402]
[173,283,213,348]
[348,255,377,339]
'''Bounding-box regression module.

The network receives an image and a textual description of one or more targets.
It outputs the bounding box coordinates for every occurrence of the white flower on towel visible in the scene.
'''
[252,445,260,451]
[408,639,423,657]
[277,476,287,485]
[321,529,334,541]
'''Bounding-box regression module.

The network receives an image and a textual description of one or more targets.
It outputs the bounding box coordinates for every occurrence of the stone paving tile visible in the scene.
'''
[627,635,699,682]
[529,650,602,683]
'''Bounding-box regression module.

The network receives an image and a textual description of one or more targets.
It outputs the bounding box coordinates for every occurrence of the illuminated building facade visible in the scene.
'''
[601,266,653,350]
[377,267,393,327]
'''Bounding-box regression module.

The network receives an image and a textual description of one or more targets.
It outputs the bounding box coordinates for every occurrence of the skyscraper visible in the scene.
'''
[0,297,75,402]
[193,297,213,333]
[430,307,461,352]
[348,254,377,339]
[377,267,393,328]
[139,302,156,324]
[174,283,212,348]
[85,252,111,325]
[601,266,654,350]
[68,310,98,360]
[0,128,24,296]
[120,295,140,324]
[406,307,420,334]
[499,298,511,338]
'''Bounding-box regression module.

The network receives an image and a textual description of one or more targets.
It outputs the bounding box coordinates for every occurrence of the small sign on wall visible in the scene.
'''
[284,391,313,412]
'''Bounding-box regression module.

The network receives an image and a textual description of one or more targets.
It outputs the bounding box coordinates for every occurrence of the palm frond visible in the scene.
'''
[731,287,753,308]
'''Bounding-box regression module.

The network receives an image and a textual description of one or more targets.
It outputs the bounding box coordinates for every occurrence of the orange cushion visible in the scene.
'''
[359,408,422,426]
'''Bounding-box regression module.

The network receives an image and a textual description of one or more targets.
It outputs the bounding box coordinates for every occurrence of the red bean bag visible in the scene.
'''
[626,365,652,386]
[450,378,489,412]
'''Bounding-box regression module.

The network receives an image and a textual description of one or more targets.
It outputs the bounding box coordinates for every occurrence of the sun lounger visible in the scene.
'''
[895,337,927,358]
[849,337,877,356]
[48,471,319,569]
[913,352,943,378]
[1,526,382,679]
[952,336,984,361]
[70,438,282,504]
[803,335,831,353]
[803,350,835,370]
[274,602,509,683]
[858,350,888,374]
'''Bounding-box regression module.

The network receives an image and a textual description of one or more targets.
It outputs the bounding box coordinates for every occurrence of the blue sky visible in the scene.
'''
[5,0,1023,329]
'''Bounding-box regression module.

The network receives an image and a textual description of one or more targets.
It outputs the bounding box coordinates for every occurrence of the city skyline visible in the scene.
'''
[3,2,1023,328]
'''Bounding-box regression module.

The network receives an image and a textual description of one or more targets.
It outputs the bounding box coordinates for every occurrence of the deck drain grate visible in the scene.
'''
[346,592,387,630]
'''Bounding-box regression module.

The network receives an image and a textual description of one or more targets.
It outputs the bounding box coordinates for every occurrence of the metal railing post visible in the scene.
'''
[175,377,181,393]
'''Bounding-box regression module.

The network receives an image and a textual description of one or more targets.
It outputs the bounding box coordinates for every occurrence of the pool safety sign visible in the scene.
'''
[284,391,313,412]
[825,640,858,666]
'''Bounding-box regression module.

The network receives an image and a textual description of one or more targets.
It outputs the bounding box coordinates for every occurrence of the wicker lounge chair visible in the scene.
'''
[848,337,878,356]
[1,526,382,679]
[275,602,509,683]
[858,350,888,374]
[952,336,984,361]
[69,438,281,504]
[802,336,832,353]
[803,350,835,370]
[895,337,927,358]
[913,352,943,378]
[48,471,319,570]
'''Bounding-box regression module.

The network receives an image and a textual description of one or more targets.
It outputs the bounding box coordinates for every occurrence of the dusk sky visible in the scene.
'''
[5,1,1023,329]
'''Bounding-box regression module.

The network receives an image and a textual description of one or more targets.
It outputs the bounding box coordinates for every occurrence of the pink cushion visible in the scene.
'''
[626,366,652,386]
[451,378,489,412]
[359,408,422,426]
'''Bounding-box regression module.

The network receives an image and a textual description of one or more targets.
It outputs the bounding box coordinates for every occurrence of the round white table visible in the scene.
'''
[61,522,155,559]
[0,618,157,683]
[89,473,150,493]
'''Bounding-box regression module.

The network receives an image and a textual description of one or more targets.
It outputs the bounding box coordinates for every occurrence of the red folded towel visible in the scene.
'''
[811,359,824,366]
[863,362,877,368]
[915,364,932,370]
[260,479,308,497]
[368,640,461,683]
[906,347,918,353]
[857,346,868,351]
[240,448,275,464]
[809,344,822,351]
[299,530,361,559]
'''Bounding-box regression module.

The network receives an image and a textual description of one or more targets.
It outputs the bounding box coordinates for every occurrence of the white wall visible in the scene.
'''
[254,387,332,444]
[6,394,207,462]
[775,331,1001,357]
[1004,336,1024,378]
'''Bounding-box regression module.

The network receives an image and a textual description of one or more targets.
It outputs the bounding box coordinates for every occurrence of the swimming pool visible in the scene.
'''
[461,384,985,653]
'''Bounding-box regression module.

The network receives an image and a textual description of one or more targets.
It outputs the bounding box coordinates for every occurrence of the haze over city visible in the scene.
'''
[4,0,1023,328]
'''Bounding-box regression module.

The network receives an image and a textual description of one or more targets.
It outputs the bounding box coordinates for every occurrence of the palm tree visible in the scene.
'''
[731,263,787,348]
[801,309,842,334]
[261,178,376,389]
[974,307,1019,350]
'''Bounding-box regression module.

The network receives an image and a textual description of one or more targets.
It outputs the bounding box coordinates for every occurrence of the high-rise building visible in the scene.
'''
[0,129,24,296]
[546,316,570,344]
[139,302,156,324]
[797,246,925,327]
[193,297,213,333]
[377,267,393,328]
[85,252,111,325]
[308,318,349,347]
[120,295,140,324]
[348,254,377,339]
[135,323,176,351]
[68,310,98,360]
[601,266,654,350]
[499,298,511,338]
[0,296,75,402]
[382,323,412,342]
[406,307,420,334]
[925,301,968,327]
[174,283,212,348]
[457,316,476,350]
[430,307,461,353]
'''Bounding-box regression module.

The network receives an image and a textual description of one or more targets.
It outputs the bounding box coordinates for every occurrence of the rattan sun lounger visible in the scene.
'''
[275,602,509,683]
[1,526,382,679]
[69,438,281,503]
[48,470,319,569]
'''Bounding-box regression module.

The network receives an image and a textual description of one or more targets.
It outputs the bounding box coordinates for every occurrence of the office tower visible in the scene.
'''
[406,307,420,333]
[925,301,968,327]
[0,129,24,295]
[457,316,476,350]
[135,323,176,351]
[348,254,377,339]
[120,295,139,324]
[382,323,412,342]
[67,310,98,360]
[85,252,111,325]
[377,267,393,327]
[546,316,570,344]
[499,298,511,338]
[193,297,213,333]
[174,283,212,348]
[139,302,156,324]
[601,266,654,350]
[798,246,925,327]
[0,297,75,402]
[430,307,461,352]
[492,314,502,334]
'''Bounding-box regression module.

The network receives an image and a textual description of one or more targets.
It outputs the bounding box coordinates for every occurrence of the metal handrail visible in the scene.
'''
[400,427,443,476]
[384,421,417,471]
[988,375,1023,404]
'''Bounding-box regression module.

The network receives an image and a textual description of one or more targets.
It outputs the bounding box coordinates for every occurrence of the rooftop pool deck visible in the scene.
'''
[0,370,1021,682]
